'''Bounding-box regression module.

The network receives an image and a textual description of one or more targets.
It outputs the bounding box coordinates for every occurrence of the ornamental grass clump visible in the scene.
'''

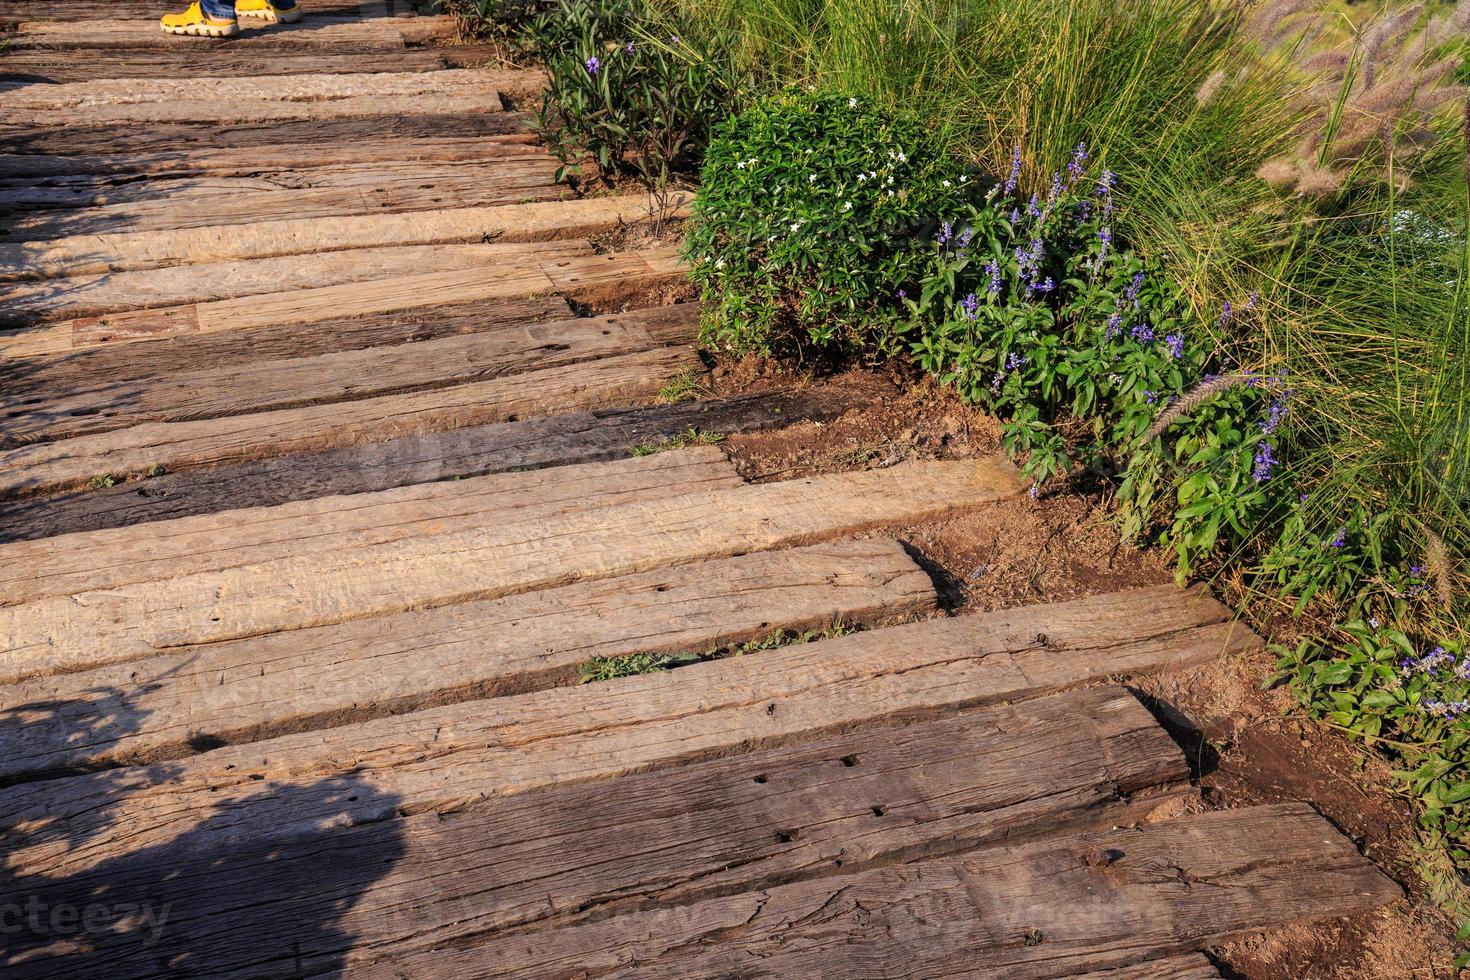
[685,89,972,356]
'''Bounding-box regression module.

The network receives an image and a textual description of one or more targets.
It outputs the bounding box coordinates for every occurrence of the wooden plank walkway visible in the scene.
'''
[0,4,1398,976]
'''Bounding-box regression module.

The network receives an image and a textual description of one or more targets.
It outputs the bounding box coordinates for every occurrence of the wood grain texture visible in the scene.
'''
[0,688,1186,978]
[1,247,679,357]
[0,163,565,240]
[0,538,934,780]
[0,68,541,111]
[0,345,702,497]
[0,458,1021,680]
[0,194,680,280]
[0,439,732,605]
[0,157,555,214]
[0,388,864,541]
[0,585,1253,877]
[0,114,536,169]
[355,804,1395,980]
[3,305,698,444]
[0,239,584,324]
[0,134,541,178]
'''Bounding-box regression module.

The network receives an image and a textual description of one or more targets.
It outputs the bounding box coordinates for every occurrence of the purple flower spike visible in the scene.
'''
[1164,333,1184,360]
[1252,441,1278,482]
[1003,145,1022,195]
[585,56,601,74]
[1067,141,1088,180]
[960,292,979,320]
[985,260,1002,294]
[1130,323,1154,343]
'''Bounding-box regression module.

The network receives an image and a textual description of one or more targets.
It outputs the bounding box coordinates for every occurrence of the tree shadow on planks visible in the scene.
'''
[0,688,406,978]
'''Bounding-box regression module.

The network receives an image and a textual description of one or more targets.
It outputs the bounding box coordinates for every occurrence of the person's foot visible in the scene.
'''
[159,0,239,36]
[236,0,303,23]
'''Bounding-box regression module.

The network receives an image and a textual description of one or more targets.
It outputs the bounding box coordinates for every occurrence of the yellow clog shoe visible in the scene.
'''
[159,1,239,36]
[236,0,304,23]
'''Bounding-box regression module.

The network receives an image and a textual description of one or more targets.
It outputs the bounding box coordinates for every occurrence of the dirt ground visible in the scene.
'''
[707,352,1467,980]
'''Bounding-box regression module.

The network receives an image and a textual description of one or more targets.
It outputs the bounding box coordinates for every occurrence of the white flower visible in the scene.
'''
[715,258,726,270]
[848,97,858,108]
[735,161,746,170]
[886,189,895,197]
[790,221,801,231]
[808,174,818,183]
[856,173,868,182]
[897,151,907,163]
[843,200,853,211]
[941,180,951,187]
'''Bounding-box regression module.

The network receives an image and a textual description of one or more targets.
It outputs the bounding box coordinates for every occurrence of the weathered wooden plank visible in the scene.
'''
[1,407,724,605]
[3,306,697,445]
[1,538,935,779]
[0,158,557,214]
[1,247,678,356]
[0,168,564,240]
[0,388,860,542]
[0,344,702,497]
[0,585,1251,877]
[0,46,495,81]
[0,68,540,113]
[5,15,453,49]
[0,195,676,281]
[0,458,1022,680]
[0,239,585,324]
[356,804,1395,980]
[0,688,1187,978]
[1,91,509,127]
[0,134,542,178]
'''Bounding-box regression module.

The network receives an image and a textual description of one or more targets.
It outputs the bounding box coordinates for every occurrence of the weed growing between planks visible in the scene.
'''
[578,620,855,683]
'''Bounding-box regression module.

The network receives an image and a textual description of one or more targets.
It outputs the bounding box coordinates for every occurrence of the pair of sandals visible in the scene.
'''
[160,0,302,37]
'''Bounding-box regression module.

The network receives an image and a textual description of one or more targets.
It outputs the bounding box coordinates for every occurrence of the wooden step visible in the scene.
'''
[1,247,681,357]
[0,195,682,280]
[0,134,542,179]
[0,440,733,605]
[358,804,1394,980]
[1,169,566,240]
[0,110,534,160]
[4,305,699,445]
[1,294,576,409]
[1,238,586,324]
[0,47,498,82]
[0,687,1188,977]
[5,14,454,49]
[0,585,1252,877]
[0,68,543,114]
[0,388,867,541]
[0,158,557,214]
[1,538,934,779]
[0,344,703,496]
[0,458,1022,680]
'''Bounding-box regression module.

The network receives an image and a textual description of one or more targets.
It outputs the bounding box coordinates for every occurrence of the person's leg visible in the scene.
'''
[160,0,239,36]
[236,0,302,23]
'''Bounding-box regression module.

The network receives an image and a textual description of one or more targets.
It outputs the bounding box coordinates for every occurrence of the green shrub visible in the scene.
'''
[685,89,971,356]
[524,1,726,190]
